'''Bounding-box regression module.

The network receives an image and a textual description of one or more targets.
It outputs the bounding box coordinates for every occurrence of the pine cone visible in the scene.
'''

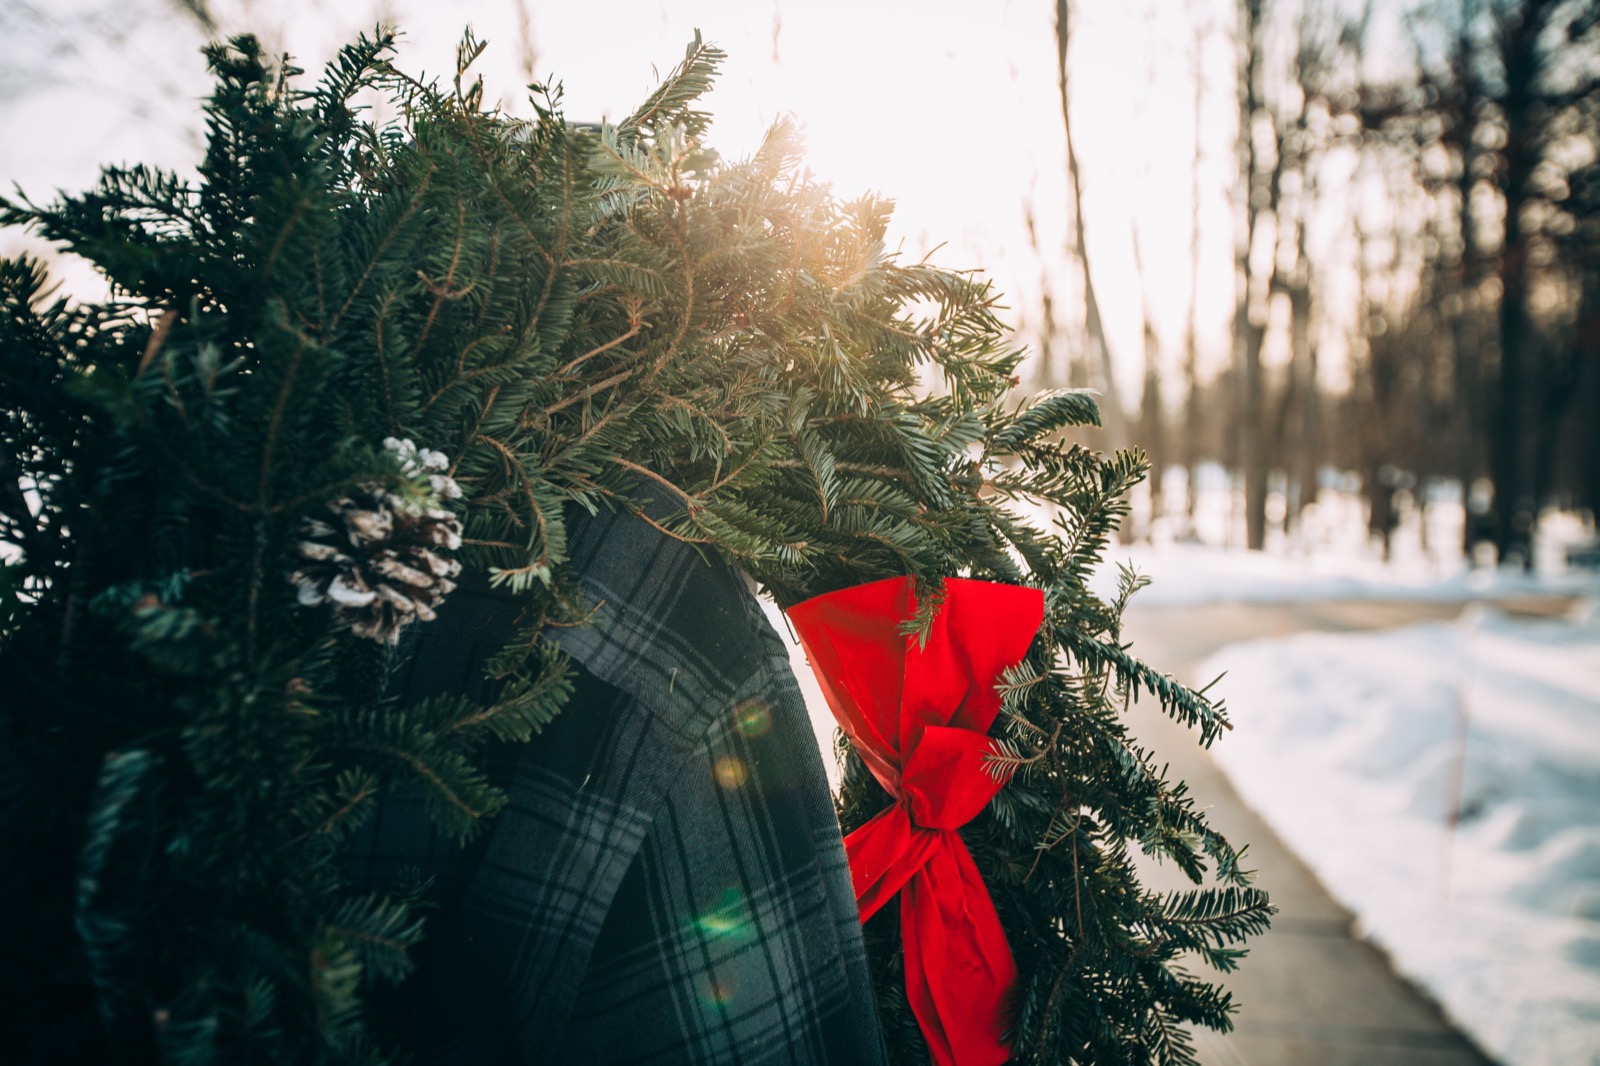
[381,436,464,502]
[288,440,464,644]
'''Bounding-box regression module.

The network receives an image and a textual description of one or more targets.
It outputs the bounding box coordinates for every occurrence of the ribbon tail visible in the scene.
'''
[844,804,943,923]
[901,838,1015,1066]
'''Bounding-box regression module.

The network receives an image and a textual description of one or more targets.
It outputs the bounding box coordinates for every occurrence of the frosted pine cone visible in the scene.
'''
[382,436,464,502]
[288,439,464,644]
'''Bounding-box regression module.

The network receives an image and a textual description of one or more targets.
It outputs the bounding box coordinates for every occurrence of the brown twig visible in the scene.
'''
[556,313,641,377]
[543,367,634,415]
[343,742,484,819]
[136,309,179,377]
[612,457,699,512]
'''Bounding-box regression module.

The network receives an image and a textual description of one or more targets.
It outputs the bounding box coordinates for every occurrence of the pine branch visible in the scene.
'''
[0,28,1271,1064]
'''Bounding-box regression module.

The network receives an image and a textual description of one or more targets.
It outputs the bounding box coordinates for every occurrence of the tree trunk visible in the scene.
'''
[1449,20,1485,560]
[1131,223,1165,533]
[1235,0,1269,550]
[1490,0,1555,569]
[1533,343,1580,518]
[1140,328,1165,531]
[1184,25,1206,532]
[1022,202,1066,389]
[1289,278,1315,527]
[1055,0,1128,454]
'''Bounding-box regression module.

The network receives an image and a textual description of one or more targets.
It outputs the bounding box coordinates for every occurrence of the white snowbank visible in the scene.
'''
[1093,539,1600,606]
[1207,600,1600,1066]
[1080,464,1600,606]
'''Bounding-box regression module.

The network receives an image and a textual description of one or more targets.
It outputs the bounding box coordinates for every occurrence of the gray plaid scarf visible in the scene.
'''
[347,500,888,1064]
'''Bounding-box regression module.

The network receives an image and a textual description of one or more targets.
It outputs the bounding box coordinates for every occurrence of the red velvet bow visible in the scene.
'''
[787,576,1045,1066]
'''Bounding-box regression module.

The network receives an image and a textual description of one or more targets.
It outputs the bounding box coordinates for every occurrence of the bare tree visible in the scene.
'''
[1131,222,1166,532]
[511,0,539,85]
[1277,11,1339,533]
[1358,0,1600,566]
[1232,0,1272,549]
[1183,25,1208,532]
[1055,0,1129,453]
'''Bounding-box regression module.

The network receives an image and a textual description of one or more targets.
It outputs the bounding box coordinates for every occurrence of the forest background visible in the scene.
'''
[3,0,1596,570]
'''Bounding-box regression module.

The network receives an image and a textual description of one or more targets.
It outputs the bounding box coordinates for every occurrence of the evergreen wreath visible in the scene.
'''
[0,29,1272,1066]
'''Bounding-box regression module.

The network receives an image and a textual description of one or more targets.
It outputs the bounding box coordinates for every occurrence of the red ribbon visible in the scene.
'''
[787,576,1045,1066]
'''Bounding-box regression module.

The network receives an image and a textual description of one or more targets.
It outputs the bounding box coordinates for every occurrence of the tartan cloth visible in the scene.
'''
[346,500,888,1064]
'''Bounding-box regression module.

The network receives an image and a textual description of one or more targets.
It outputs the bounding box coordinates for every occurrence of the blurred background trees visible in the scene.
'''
[1176,0,1597,566]
[1039,0,1597,569]
[2,0,1596,571]
[1347,0,1600,568]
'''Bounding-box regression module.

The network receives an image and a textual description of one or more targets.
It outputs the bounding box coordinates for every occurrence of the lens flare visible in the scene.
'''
[702,978,737,1007]
[693,888,754,942]
[713,756,749,789]
[733,698,772,737]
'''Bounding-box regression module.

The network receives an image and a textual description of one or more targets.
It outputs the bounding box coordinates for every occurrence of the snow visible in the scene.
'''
[1205,601,1600,1066]
[1107,474,1600,1063]
[1095,536,1599,607]
[1078,474,1599,1063]
[1094,464,1600,606]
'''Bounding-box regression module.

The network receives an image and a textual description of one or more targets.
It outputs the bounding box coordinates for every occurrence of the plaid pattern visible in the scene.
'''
[348,501,887,1064]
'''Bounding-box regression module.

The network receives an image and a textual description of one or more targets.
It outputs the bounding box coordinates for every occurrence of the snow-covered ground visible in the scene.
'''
[1115,476,1600,1064]
[1100,464,1600,606]
[1207,602,1600,1066]
[1096,534,1599,607]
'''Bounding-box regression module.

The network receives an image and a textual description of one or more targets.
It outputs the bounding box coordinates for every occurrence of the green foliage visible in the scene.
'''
[842,424,1271,1065]
[0,27,1269,1065]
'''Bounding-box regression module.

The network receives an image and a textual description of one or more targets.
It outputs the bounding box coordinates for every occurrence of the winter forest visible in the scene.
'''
[1,0,1597,1064]
[6,0,1598,569]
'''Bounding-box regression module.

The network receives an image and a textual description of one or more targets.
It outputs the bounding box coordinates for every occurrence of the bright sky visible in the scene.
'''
[1,0,1259,403]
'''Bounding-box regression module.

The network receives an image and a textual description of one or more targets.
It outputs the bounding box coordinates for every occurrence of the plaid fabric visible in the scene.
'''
[347,501,887,1064]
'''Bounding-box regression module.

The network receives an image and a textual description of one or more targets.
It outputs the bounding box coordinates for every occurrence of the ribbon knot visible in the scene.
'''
[901,724,1006,830]
[788,576,1045,1066]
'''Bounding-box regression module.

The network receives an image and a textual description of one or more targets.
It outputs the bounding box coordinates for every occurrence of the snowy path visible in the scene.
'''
[1117,599,1559,1066]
